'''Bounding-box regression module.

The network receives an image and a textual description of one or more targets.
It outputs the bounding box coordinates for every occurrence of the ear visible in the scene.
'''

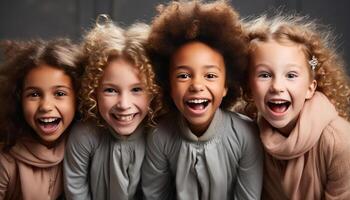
[223,86,228,97]
[305,80,317,99]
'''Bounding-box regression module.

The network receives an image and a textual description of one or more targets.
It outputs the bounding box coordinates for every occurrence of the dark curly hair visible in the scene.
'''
[148,0,248,110]
[0,39,83,150]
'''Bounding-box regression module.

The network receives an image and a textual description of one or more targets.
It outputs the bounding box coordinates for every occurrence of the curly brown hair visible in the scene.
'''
[148,0,248,110]
[79,17,163,127]
[241,14,350,121]
[0,39,83,149]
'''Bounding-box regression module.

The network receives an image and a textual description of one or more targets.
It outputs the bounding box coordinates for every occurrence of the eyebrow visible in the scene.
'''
[174,65,223,71]
[23,85,73,91]
[100,82,143,88]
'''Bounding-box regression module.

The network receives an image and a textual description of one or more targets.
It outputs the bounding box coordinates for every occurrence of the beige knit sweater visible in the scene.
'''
[0,137,65,200]
[260,92,350,200]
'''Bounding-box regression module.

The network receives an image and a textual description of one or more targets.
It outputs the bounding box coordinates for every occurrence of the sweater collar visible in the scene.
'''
[107,122,145,141]
[179,108,224,142]
[10,136,65,168]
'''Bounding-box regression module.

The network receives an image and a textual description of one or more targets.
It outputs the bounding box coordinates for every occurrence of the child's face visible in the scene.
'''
[97,58,151,136]
[22,65,76,145]
[170,41,227,135]
[249,40,316,134]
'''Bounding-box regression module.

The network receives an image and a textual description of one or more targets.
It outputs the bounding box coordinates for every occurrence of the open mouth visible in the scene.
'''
[111,113,136,122]
[186,99,210,110]
[37,117,61,134]
[267,100,291,113]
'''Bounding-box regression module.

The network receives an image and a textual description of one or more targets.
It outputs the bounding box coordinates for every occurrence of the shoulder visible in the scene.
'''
[319,116,350,165]
[67,121,105,149]
[150,113,179,139]
[147,113,181,152]
[0,150,16,182]
[222,110,259,139]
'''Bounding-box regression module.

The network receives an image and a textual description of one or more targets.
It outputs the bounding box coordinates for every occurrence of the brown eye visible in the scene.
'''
[25,91,40,98]
[176,73,191,79]
[131,87,143,93]
[286,72,298,79]
[55,91,67,97]
[205,73,218,79]
[257,72,271,79]
[104,88,116,93]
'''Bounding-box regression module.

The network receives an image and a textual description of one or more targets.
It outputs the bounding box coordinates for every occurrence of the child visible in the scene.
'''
[0,39,82,199]
[63,15,163,200]
[242,14,350,199]
[142,1,263,199]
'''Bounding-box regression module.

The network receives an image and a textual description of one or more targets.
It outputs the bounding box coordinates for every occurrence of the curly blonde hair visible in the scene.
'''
[148,0,248,110]
[0,39,83,150]
[241,14,350,121]
[79,17,163,127]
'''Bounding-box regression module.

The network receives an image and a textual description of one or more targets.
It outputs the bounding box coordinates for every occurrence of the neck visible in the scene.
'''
[277,116,299,137]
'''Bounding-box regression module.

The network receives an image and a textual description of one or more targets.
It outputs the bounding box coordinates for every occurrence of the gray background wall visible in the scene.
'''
[0,0,349,74]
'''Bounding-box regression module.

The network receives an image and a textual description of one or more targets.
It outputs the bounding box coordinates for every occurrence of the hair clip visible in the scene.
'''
[309,55,318,70]
[96,14,112,27]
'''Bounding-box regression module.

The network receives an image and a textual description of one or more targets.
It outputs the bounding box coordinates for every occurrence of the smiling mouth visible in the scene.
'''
[37,117,61,134]
[267,100,291,113]
[186,99,210,110]
[112,113,136,122]
[38,117,61,126]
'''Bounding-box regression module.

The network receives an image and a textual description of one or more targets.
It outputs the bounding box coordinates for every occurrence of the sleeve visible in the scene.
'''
[141,130,175,200]
[0,153,10,200]
[233,119,263,200]
[324,119,350,199]
[63,123,97,200]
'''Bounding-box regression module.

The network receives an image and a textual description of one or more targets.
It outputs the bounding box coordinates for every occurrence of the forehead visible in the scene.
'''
[24,65,72,87]
[101,58,141,83]
[251,40,308,65]
[251,38,308,56]
[170,41,225,71]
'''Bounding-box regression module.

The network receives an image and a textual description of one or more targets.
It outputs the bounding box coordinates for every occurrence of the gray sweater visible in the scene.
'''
[64,121,145,200]
[142,109,263,200]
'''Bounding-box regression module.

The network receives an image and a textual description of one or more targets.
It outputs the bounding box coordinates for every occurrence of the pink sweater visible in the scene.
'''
[260,92,350,200]
[0,137,65,200]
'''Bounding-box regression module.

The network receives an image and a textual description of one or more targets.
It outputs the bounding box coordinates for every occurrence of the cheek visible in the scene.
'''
[251,80,266,95]
[172,81,188,94]
[99,101,110,114]
[136,95,151,112]
[62,98,76,118]
[22,101,35,120]
[97,95,111,115]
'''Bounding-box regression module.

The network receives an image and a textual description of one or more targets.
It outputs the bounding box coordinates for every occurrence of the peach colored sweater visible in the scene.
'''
[0,138,65,200]
[259,92,350,200]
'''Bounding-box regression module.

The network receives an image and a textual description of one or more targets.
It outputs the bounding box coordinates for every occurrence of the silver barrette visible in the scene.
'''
[309,55,318,70]
[96,14,112,27]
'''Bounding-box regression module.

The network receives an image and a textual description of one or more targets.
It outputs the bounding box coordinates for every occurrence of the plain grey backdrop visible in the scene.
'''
[0,0,349,74]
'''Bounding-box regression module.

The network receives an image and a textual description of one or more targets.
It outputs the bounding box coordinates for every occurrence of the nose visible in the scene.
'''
[269,77,285,93]
[189,76,204,93]
[116,92,131,110]
[38,96,54,112]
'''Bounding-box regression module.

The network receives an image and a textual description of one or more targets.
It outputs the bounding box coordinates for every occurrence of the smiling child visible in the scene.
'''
[0,39,82,200]
[142,1,263,199]
[63,16,163,200]
[243,14,350,199]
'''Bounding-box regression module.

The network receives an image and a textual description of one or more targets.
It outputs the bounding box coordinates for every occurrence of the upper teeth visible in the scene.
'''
[187,99,208,104]
[114,114,134,121]
[270,100,287,104]
[39,118,58,123]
